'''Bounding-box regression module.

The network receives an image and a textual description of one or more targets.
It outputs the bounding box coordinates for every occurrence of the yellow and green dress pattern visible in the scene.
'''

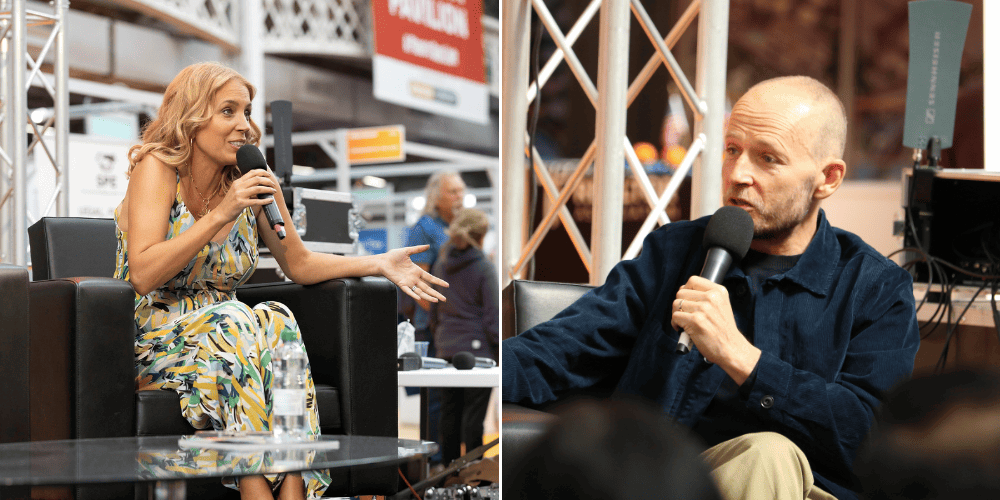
[114,180,331,498]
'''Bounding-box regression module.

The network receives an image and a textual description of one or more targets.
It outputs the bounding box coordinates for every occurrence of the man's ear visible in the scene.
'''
[815,160,845,200]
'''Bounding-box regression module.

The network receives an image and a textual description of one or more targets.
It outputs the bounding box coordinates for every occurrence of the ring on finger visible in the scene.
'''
[678,299,684,312]
[411,285,418,293]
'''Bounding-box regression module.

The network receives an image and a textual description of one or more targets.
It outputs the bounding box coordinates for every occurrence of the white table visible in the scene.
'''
[397,366,501,388]
[397,367,501,447]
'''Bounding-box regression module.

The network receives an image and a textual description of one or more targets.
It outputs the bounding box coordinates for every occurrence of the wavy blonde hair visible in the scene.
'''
[445,208,489,251]
[127,62,261,193]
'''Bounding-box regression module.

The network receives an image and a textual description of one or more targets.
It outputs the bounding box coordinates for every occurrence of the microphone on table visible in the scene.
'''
[397,352,450,371]
[452,351,497,370]
[236,144,286,239]
[676,206,754,354]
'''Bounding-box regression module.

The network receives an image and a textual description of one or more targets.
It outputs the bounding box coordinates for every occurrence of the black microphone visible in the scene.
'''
[676,206,754,354]
[452,351,497,370]
[235,144,286,239]
[397,352,449,371]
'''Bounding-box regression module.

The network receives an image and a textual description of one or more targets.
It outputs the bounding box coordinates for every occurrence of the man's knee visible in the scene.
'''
[704,432,809,472]
[705,433,818,500]
[737,432,804,457]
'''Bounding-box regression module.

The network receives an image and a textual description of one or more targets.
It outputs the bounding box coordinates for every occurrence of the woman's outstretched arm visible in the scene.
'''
[255,169,448,302]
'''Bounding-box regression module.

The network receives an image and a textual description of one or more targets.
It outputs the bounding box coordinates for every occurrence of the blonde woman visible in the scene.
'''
[114,62,447,499]
[429,208,498,466]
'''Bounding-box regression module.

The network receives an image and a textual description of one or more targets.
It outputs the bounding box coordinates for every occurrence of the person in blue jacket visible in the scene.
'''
[404,170,465,465]
[407,171,467,336]
[429,208,498,465]
[502,76,920,500]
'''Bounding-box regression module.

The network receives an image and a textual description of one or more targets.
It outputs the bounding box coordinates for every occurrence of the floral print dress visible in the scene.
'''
[114,178,331,498]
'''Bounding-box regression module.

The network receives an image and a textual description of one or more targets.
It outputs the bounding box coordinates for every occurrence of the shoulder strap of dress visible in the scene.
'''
[174,172,185,205]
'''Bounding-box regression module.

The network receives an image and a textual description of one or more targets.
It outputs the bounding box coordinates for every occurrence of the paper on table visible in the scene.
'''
[178,431,340,451]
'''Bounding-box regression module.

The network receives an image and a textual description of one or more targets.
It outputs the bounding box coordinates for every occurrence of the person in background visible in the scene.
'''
[406,171,467,338]
[116,61,447,499]
[430,208,498,466]
[403,170,466,466]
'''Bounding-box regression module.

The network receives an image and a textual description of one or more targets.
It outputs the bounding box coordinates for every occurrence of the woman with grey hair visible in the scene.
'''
[403,170,465,466]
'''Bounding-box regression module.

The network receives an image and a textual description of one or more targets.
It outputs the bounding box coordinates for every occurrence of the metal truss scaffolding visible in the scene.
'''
[501,0,729,286]
[0,0,69,266]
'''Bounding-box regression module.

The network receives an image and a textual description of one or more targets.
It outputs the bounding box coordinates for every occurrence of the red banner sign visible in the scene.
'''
[372,0,485,84]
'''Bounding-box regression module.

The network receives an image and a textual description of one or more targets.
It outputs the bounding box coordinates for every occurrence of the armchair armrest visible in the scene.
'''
[26,277,136,500]
[501,403,555,474]
[237,277,398,438]
[0,264,30,444]
[28,278,136,440]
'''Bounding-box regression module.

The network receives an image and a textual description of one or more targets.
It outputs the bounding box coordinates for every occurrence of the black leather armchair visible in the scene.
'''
[500,279,596,464]
[26,217,399,499]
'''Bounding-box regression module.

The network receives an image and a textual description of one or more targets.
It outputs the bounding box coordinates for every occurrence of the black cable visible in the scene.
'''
[526,8,544,281]
[926,249,953,340]
[935,280,989,374]
[920,278,951,341]
[899,212,951,339]
[929,257,1000,281]
[894,249,937,314]
[899,252,946,330]
[897,207,949,325]
[922,256,951,341]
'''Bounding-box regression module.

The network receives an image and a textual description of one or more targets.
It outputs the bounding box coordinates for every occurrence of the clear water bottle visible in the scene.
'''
[272,333,307,441]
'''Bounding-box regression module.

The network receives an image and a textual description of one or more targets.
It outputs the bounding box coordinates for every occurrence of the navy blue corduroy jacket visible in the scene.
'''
[502,210,920,499]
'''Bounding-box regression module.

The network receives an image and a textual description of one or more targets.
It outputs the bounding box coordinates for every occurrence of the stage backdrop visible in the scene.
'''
[371,0,487,124]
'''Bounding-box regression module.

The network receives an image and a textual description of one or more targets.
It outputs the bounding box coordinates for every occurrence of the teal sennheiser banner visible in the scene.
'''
[903,0,972,149]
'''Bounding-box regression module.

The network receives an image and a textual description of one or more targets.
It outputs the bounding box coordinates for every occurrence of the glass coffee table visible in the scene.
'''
[0,434,436,499]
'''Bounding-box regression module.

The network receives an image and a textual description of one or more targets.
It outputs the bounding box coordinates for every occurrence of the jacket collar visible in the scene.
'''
[777,209,839,297]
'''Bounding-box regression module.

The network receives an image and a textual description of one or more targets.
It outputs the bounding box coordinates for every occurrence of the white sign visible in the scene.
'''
[68,135,131,218]
[371,0,488,124]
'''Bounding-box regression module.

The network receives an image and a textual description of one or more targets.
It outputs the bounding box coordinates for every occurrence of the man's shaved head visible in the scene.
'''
[723,75,849,254]
[744,76,847,162]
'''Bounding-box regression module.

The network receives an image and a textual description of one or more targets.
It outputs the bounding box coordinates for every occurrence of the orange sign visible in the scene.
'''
[346,126,406,165]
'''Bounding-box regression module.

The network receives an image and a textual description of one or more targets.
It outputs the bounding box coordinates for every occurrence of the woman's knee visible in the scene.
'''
[207,301,257,333]
[253,301,300,337]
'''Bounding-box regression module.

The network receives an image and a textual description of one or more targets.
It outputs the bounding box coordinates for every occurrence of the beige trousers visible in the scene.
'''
[701,432,838,500]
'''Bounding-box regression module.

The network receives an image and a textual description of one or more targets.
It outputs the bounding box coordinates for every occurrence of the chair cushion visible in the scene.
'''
[135,384,341,436]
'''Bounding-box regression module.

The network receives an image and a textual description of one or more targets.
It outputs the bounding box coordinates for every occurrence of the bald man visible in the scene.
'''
[503,77,920,500]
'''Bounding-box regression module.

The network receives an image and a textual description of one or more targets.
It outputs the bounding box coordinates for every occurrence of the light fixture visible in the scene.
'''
[411,196,426,211]
[463,194,476,208]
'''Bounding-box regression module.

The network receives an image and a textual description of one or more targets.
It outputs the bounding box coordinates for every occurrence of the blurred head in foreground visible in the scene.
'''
[855,369,1000,499]
[507,399,722,500]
